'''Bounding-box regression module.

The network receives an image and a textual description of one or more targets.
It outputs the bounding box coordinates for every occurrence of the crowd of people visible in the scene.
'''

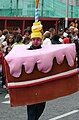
[0,25,78,56]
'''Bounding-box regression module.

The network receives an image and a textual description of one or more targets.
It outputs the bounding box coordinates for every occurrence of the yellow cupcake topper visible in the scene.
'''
[31,21,43,39]
[32,21,42,32]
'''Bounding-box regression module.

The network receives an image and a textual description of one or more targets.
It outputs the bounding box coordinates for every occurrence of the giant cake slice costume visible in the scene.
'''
[4,44,79,107]
[4,0,79,107]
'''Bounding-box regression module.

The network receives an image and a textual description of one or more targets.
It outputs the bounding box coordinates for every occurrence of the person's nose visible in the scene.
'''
[35,39,38,43]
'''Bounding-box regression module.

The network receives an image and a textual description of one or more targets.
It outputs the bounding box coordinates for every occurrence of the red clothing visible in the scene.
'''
[63,37,70,44]
[0,51,3,64]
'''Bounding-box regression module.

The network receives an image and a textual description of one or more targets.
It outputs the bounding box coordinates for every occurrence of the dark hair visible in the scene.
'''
[24,27,31,35]
[43,31,50,39]
[5,34,14,45]
[5,46,12,55]
[15,34,22,43]
[49,28,55,32]
[23,37,30,44]
[64,28,68,32]
[13,27,20,31]
[3,29,9,35]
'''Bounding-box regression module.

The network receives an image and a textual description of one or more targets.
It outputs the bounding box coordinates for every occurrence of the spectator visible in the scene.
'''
[12,27,21,42]
[1,34,14,56]
[22,37,31,45]
[42,31,51,46]
[0,30,5,44]
[3,29,9,36]
[12,34,23,46]
[49,27,56,39]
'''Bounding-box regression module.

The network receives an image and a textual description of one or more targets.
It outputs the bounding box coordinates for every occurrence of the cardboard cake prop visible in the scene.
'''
[4,43,79,107]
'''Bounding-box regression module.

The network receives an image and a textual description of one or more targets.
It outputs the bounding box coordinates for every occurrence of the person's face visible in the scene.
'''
[50,29,56,38]
[32,38,42,47]
[7,47,12,53]
[13,28,21,34]
[52,29,56,35]
[8,36,13,43]
[17,28,21,34]
[25,32,29,37]
[66,29,69,33]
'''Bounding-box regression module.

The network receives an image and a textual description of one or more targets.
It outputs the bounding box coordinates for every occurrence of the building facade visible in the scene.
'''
[0,0,79,18]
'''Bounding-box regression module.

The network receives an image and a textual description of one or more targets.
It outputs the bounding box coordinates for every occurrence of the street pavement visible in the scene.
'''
[1,84,79,120]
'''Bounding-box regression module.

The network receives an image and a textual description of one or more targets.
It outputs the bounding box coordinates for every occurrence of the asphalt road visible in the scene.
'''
[0,86,79,120]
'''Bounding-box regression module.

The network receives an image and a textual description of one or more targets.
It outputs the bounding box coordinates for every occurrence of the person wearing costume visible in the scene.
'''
[27,21,46,120]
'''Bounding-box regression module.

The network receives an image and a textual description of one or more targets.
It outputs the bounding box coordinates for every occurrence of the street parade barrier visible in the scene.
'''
[4,44,79,107]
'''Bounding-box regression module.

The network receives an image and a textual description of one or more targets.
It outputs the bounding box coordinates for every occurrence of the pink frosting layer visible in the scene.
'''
[5,44,76,77]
